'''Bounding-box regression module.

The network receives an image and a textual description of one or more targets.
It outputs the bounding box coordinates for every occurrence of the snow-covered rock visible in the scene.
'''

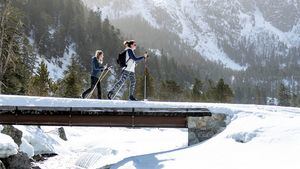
[267,97,279,105]
[14,126,63,155]
[1,125,23,147]
[20,138,34,158]
[0,133,18,158]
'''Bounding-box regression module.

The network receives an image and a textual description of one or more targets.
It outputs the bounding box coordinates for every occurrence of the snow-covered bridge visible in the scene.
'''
[0,105,211,128]
[0,95,211,127]
[0,95,214,145]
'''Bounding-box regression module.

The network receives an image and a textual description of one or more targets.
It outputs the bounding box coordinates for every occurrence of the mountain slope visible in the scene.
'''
[84,0,300,71]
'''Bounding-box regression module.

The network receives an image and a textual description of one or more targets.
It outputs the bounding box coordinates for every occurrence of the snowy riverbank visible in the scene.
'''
[1,95,300,169]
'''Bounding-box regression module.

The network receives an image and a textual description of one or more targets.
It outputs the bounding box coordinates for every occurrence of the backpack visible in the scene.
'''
[117,49,129,68]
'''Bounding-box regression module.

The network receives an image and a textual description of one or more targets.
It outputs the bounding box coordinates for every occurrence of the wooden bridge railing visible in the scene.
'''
[0,106,211,128]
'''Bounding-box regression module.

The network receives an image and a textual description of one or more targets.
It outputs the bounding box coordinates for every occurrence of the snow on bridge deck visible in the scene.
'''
[0,95,211,128]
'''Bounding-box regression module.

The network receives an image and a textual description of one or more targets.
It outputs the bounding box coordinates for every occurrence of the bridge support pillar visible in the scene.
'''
[187,114,227,146]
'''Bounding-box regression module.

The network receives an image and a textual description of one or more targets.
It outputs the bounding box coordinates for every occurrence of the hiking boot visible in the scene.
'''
[129,95,138,101]
[107,91,113,100]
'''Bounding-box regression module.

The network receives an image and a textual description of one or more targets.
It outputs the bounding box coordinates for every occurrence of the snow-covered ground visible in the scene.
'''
[35,127,186,169]
[1,95,300,169]
[112,105,300,169]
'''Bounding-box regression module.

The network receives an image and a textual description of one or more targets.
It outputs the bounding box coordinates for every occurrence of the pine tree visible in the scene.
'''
[159,80,182,101]
[278,83,290,106]
[60,57,83,98]
[191,78,203,101]
[254,86,266,105]
[204,79,216,102]
[214,78,234,103]
[297,94,300,107]
[291,93,298,107]
[2,58,31,94]
[136,75,144,99]
[0,0,24,93]
[27,60,52,96]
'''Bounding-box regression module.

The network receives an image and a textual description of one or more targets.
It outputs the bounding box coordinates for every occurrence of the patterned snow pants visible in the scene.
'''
[110,70,136,96]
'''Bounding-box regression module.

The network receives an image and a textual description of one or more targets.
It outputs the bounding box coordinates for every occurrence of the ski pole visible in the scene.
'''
[99,66,112,81]
[111,80,126,100]
[86,70,105,99]
[86,66,111,99]
[144,52,148,101]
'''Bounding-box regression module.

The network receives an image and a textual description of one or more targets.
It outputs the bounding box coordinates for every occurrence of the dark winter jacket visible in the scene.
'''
[91,57,104,78]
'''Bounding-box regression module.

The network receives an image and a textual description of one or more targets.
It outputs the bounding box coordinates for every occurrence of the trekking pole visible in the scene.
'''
[99,66,112,81]
[144,52,148,101]
[86,66,110,99]
[111,78,127,100]
[86,71,105,99]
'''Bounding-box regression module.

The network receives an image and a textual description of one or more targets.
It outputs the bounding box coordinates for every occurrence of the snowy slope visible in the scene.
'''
[111,105,300,169]
[1,95,300,168]
[31,40,77,81]
[84,0,300,70]
[28,32,77,81]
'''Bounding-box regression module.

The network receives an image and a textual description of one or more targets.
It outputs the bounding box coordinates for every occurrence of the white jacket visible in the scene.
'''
[123,48,144,72]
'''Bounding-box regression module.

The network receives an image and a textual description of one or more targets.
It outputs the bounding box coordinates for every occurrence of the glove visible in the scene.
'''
[143,51,148,58]
[103,64,108,70]
[105,66,113,71]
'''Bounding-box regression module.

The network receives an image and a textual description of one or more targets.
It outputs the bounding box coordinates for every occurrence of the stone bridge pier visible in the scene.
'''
[188,113,228,146]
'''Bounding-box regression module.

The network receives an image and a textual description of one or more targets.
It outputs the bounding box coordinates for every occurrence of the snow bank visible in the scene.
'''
[0,133,18,158]
[14,126,66,156]
[111,105,300,169]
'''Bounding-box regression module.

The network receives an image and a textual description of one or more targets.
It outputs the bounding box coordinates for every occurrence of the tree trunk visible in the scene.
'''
[0,0,9,94]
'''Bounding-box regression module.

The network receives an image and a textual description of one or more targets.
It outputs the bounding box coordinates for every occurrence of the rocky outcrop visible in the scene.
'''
[0,160,5,169]
[98,164,112,169]
[1,152,31,169]
[1,125,23,147]
[1,126,60,169]
[188,113,228,146]
[58,127,67,141]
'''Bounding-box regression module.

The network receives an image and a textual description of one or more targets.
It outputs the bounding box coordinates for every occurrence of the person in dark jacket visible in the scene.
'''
[107,40,148,101]
[82,50,107,99]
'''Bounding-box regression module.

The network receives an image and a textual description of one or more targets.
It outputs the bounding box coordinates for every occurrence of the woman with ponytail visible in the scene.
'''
[108,40,148,101]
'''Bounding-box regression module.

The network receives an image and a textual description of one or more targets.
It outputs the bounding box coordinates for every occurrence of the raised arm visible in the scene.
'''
[127,49,144,62]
